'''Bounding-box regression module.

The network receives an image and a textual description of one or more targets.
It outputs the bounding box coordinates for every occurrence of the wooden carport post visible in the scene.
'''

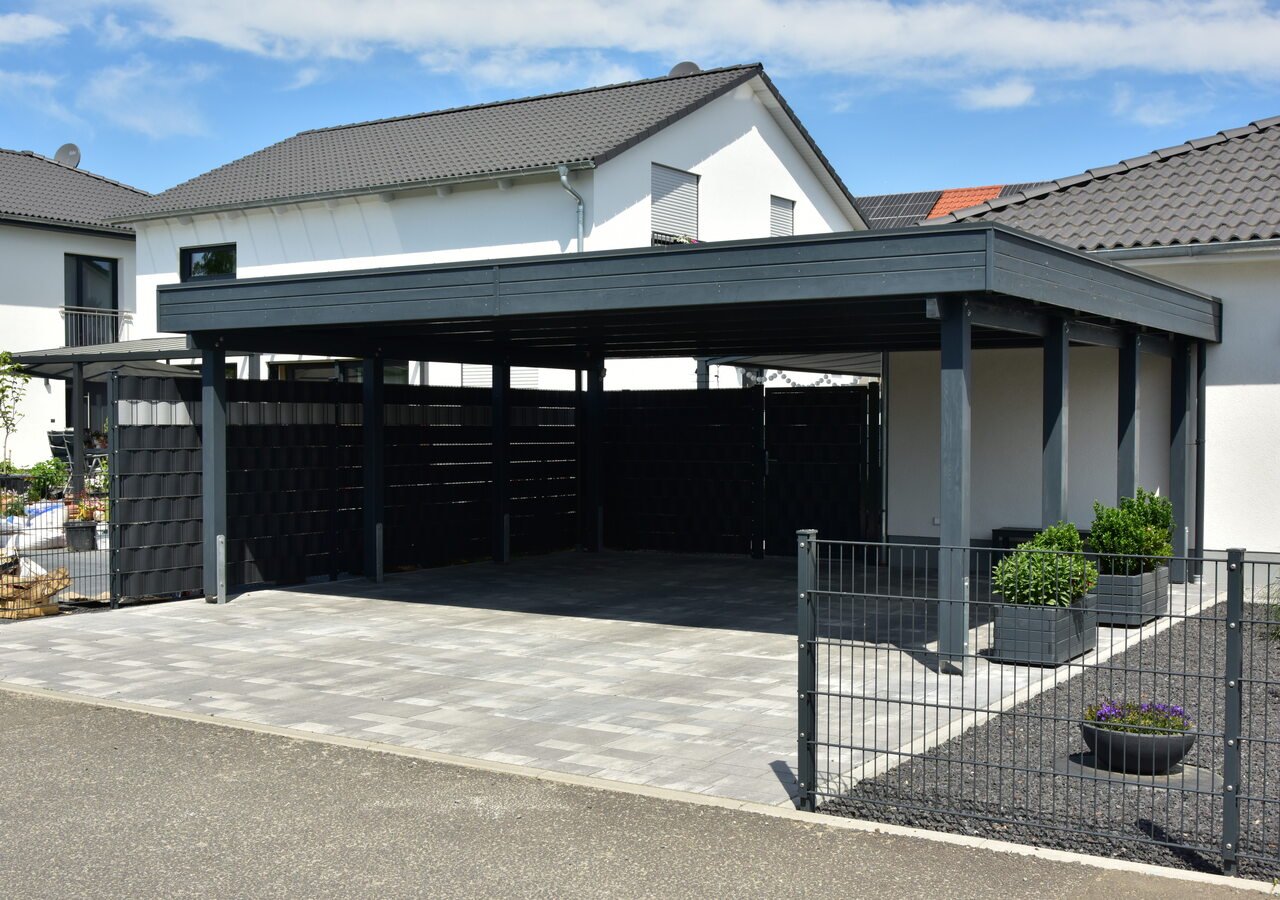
[1041,319,1069,526]
[362,355,385,582]
[937,298,971,673]
[200,340,227,603]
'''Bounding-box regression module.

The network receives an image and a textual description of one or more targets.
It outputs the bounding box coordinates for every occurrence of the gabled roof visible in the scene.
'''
[113,64,864,226]
[856,183,1043,229]
[933,115,1280,250]
[0,149,147,235]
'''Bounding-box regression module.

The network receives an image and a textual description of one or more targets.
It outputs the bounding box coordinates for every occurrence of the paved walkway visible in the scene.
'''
[0,690,1260,899]
[0,552,801,805]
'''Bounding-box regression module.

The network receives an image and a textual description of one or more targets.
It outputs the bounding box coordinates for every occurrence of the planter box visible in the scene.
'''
[1081,722,1195,775]
[991,593,1097,666]
[65,521,97,552]
[1095,566,1170,627]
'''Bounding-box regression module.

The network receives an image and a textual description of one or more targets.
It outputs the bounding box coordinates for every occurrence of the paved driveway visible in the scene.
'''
[0,552,800,804]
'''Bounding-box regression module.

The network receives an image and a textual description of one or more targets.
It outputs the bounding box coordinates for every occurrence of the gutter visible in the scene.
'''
[1091,237,1280,260]
[107,162,597,226]
[557,165,585,253]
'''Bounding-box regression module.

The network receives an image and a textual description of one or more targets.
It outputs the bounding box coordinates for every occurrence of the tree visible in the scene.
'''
[0,351,30,465]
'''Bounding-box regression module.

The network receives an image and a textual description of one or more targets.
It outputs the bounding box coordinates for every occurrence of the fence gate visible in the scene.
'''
[797,537,1279,882]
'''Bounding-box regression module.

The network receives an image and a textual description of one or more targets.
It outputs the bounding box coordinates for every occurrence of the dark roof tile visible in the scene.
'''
[0,149,146,233]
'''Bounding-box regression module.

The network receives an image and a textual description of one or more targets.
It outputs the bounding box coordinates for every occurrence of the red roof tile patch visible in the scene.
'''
[927,185,1004,219]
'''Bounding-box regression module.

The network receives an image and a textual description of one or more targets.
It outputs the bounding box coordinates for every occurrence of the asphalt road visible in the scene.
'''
[0,689,1262,899]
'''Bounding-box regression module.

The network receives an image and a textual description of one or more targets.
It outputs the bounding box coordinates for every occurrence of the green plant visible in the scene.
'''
[0,458,23,475]
[1257,580,1280,641]
[24,457,67,501]
[992,522,1098,606]
[0,350,29,466]
[1089,488,1174,575]
[0,488,23,517]
[1085,700,1193,735]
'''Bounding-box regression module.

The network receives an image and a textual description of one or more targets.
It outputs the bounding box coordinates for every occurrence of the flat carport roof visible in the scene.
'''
[160,223,1218,662]
[157,223,1221,366]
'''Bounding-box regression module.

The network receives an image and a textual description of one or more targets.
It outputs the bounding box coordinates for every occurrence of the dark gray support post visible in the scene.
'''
[938,298,971,672]
[750,383,766,559]
[1042,319,1068,527]
[200,342,227,603]
[584,358,605,552]
[1117,333,1140,502]
[1222,547,1244,876]
[695,358,710,390]
[492,356,511,563]
[107,372,121,609]
[796,528,818,812]
[245,353,263,380]
[1170,339,1192,582]
[69,361,86,497]
[362,356,385,582]
[1193,342,1207,577]
[574,369,586,550]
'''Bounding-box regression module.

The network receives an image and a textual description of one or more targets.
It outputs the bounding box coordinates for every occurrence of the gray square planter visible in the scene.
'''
[991,593,1097,666]
[1095,565,1170,627]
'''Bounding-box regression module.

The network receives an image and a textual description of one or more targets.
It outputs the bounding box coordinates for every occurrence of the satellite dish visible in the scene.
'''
[54,143,81,168]
[668,61,701,77]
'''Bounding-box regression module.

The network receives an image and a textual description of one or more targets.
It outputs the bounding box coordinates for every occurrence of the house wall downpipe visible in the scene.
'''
[557,165,584,253]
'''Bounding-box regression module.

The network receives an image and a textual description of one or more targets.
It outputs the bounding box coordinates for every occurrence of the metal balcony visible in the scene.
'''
[62,307,132,347]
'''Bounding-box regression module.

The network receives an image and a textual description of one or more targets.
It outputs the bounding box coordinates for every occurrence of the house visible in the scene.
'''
[856,183,1047,229]
[0,147,145,464]
[108,62,867,391]
[929,115,1280,552]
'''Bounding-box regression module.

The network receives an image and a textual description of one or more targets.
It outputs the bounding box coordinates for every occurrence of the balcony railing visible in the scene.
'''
[62,307,132,347]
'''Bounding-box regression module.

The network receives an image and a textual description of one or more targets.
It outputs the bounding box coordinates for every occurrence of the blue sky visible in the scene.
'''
[2,1,1279,198]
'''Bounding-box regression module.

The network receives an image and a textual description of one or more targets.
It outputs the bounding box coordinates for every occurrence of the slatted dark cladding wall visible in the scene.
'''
[111,380,880,600]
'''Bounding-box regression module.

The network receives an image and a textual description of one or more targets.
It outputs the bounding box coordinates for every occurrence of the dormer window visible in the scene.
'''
[651,164,699,245]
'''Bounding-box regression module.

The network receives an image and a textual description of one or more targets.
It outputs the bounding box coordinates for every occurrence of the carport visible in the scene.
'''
[157,223,1221,662]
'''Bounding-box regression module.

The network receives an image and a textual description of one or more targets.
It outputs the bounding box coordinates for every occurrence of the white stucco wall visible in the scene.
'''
[1122,253,1280,551]
[885,346,1171,542]
[0,222,136,465]
[130,76,855,389]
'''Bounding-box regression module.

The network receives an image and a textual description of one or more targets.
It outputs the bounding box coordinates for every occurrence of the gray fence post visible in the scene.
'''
[1222,547,1244,876]
[797,528,819,812]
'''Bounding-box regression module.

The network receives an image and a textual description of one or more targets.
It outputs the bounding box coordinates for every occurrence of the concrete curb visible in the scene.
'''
[1,679,1273,896]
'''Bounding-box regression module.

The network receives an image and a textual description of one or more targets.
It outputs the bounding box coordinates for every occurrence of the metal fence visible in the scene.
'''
[796,534,1279,880]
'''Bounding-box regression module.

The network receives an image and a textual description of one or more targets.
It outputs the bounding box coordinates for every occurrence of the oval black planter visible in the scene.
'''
[1081,722,1195,775]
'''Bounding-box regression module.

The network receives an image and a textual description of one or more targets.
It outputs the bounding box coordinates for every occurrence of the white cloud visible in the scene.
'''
[421,48,642,89]
[958,77,1035,110]
[0,12,65,45]
[1111,83,1201,127]
[76,56,214,138]
[0,69,78,123]
[285,65,321,90]
[76,0,1280,84]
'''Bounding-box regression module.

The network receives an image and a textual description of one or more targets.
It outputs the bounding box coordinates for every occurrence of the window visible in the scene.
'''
[651,163,699,245]
[63,255,118,346]
[269,360,409,384]
[180,244,236,282]
[770,195,795,237]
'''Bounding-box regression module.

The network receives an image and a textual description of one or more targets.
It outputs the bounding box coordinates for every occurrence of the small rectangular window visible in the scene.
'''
[180,244,236,282]
[651,163,699,245]
[770,195,795,237]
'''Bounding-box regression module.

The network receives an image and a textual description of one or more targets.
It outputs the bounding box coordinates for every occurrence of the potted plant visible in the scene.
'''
[64,497,98,552]
[990,522,1099,666]
[25,457,68,502]
[1089,488,1173,626]
[1082,699,1195,775]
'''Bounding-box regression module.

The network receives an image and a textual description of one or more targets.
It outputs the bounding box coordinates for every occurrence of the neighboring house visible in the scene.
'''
[109,63,866,391]
[920,115,1280,551]
[0,148,145,465]
[856,183,1045,229]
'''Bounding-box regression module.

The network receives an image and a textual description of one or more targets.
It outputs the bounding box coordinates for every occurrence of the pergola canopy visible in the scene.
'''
[156,224,1221,367]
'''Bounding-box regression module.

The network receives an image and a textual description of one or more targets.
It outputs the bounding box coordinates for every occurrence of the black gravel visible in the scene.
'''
[820,601,1280,882]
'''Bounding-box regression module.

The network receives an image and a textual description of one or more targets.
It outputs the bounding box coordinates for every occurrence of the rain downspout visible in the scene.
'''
[557,165,584,253]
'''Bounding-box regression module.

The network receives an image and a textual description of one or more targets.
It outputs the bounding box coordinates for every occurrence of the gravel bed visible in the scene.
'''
[820,601,1280,881]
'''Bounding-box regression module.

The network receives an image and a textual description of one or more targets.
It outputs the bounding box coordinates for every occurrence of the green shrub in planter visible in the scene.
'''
[1090,488,1174,575]
[24,457,67,501]
[992,522,1098,606]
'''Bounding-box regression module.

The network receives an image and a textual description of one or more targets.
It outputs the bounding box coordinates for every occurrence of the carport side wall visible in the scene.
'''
[885,347,1172,543]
